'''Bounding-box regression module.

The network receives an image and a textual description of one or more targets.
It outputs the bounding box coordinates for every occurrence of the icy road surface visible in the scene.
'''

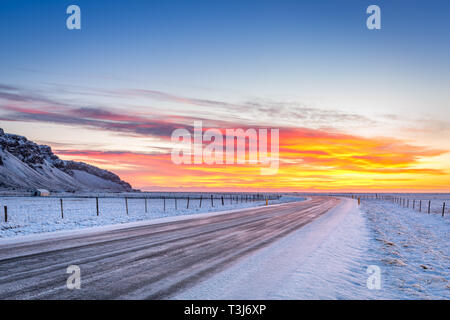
[176,197,379,299]
[0,197,338,299]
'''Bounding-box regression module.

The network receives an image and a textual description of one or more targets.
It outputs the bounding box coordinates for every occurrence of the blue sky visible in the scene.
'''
[2,0,449,95]
[1,0,449,125]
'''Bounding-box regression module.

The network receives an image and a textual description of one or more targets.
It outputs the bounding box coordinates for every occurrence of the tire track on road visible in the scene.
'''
[0,197,339,299]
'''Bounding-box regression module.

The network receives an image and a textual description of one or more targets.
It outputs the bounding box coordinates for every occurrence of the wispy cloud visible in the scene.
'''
[0,83,376,132]
[0,84,66,106]
[0,104,194,138]
[1,82,449,191]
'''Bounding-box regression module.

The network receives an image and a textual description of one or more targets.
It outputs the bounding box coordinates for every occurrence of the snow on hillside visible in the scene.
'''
[0,128,133,192]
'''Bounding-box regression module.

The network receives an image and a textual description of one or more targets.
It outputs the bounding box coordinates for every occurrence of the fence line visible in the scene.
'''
[60,198,64,219]
[338,193,447,217]
[0,193,281,223]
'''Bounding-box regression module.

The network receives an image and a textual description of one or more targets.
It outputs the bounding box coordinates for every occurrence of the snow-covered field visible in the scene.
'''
[0,192,447,299]
[0,194,301,238]
[360,197,449,299]
[385,193,448,215]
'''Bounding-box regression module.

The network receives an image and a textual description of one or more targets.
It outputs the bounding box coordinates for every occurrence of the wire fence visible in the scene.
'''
[338,193,448,217]
[0,193,281,223]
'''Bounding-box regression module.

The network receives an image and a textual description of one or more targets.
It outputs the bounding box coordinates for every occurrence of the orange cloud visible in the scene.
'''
[55,127,450,192]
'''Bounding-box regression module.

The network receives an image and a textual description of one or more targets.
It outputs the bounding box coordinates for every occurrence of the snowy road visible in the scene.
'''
[0,197,339,299]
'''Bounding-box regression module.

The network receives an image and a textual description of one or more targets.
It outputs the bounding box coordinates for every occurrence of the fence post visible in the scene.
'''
[145,198,148,213]
[221,196,224,206]
[125,197,129,215]
[96,197,99,216]
[175,197,177,210]
[211,195,214,207]
[407,199,409,208]
[163,196,166,211]
[199,195,202,208]
[187,196,190,209]
[428,200,431,214]
[4,206,7,223]
[419,200,422,212]
[358,197,360,205]
[442,202,446,217]
[413,200,415,210]
[60,198,64,219]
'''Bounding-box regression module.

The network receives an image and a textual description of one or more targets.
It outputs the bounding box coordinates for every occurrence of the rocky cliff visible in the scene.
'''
[0,128,134,192]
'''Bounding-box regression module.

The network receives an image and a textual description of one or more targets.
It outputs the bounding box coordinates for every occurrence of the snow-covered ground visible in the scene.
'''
[176,196,449,300]
[0,193,447,299]
[360,198,449,299]
[0,194,301,238]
